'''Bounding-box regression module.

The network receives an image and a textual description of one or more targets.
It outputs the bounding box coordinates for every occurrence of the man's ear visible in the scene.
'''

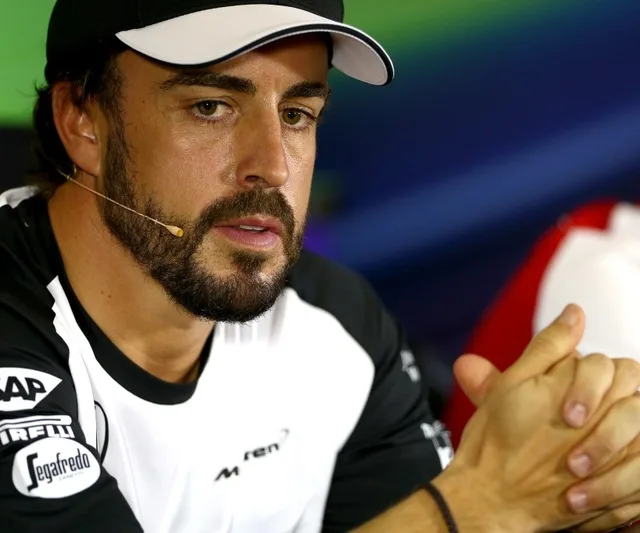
[51,83,101,177]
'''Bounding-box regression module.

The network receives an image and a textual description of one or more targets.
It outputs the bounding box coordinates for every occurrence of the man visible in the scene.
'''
[3,1,640,532]
[444,200,640,449]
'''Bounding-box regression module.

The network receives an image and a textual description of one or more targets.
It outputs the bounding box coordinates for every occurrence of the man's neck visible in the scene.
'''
[47,182,214,384]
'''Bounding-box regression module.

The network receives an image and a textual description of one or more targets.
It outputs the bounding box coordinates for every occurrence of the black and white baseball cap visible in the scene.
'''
[46,0,394,86]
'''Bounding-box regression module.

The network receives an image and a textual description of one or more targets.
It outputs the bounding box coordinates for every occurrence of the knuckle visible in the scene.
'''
[607,506,635,527]
[571,354,613,401]
[585,427,621,464]
[612,396,640,429]
[584,352,612,367]
[616,358,640,383]
[591,434,618,461]
[629,397,640,426]
[627,434,640,455]
[585,455,640,511]
[529,334,563,357]
[587,477,617,508]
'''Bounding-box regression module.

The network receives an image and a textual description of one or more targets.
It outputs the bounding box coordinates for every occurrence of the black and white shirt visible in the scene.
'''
[0,187,452,533]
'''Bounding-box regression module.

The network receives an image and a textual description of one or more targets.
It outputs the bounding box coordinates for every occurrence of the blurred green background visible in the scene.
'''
[0,0,567,125]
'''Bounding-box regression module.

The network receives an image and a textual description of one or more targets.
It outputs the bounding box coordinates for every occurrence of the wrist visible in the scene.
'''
[431,464,540,533]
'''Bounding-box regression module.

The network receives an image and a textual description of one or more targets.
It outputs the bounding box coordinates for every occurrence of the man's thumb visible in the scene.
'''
[453,354,502,407]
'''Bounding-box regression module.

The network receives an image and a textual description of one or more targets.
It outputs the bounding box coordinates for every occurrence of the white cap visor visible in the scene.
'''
[116,4,394,86]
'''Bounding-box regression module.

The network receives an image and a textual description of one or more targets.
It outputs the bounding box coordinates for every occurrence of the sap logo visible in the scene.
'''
[12,438,100,498]
[421,421,454,470]
[215,429,289,482]
[0,414,74,446]
[400,350,421,383]
[0,368,61,412]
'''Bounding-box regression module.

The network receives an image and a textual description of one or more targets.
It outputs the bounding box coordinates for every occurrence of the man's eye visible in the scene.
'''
[282,109,303,126]
[195,101,220,116]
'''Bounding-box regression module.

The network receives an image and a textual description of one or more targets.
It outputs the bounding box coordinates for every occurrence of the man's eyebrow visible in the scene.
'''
[283,81,331,101]
[159,73,330,102]
[159,71,257,95]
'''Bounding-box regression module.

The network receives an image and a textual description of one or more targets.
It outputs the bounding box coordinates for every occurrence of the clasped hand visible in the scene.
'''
[447,304,640,532]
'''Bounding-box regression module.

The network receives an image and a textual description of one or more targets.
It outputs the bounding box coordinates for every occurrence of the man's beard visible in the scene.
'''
[100,127,305,323]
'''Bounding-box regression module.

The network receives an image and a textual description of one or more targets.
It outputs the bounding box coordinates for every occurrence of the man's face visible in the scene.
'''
[96,36,329,322]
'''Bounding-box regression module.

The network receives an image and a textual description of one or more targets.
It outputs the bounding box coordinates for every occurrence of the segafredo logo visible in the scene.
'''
[0,368,61,412]
[12,438,100,498]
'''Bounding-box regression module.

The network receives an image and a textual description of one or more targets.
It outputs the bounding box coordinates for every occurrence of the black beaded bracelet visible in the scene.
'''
[425,482,459,533]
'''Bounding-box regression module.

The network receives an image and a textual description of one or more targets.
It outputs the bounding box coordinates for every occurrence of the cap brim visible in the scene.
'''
[115,4,394,86]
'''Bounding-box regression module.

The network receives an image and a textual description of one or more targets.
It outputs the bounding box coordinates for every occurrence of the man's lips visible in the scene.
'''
[214,217,283,235]
[212,217,284,248]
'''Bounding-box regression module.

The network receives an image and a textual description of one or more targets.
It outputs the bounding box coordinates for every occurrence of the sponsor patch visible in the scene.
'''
[0,414,74,446]
[0,368,62,412]
[12,438,100,498]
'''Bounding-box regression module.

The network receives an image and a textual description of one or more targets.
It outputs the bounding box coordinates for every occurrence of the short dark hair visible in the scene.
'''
[29,39,126,196]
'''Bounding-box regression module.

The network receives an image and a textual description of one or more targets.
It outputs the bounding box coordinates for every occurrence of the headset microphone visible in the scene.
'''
[58,168,184,238]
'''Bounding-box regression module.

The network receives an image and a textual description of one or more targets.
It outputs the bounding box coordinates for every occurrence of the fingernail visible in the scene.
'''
[565,402,587,427]
[568,453,592,477]
[567,491,588,513]
[559,304,579,327]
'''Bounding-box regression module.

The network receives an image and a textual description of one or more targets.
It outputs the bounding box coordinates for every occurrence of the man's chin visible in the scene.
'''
[216,297,282,324]
[171,260,290,323]
[190,283,285,323]
[205,251,285,280]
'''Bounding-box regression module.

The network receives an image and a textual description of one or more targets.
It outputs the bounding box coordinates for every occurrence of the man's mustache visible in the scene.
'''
[194,189,296,240]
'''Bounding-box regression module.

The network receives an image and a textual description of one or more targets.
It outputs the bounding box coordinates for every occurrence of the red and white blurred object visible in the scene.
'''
[445,200,640,446]
[443,199,640,530]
